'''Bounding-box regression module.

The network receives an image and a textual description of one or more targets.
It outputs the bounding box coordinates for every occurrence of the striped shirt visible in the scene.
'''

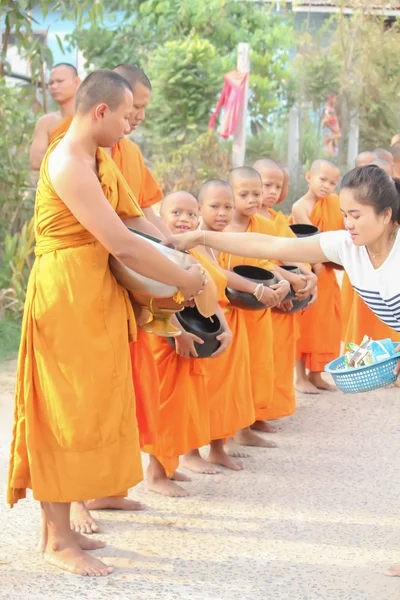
[319,229,400,334]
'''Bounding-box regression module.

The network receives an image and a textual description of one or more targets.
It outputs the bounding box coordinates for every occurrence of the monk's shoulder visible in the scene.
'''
[36,111,62,132]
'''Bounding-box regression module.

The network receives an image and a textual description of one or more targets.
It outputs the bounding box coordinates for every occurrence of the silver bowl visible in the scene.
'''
[109,228,192,298]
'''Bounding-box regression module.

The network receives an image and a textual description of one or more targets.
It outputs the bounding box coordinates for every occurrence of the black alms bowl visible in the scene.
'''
[289,224,320,238]
[225,265,278,311]
[166,306,223,358]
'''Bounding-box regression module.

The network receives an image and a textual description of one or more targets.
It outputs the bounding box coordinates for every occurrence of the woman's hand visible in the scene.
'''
[295,271,318,299]
[211,329,233,358]
[179,264,207,301]
[175,331,204,358]
[394,344,400,379]
[164,231,200,252]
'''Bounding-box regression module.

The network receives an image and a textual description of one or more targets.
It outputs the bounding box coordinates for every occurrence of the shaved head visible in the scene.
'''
[310,159,339,174]
[252,158,281,171]
[390,141,400,159]
[228,166,261,186]
[75,69,132,115]
[113,64,151,92]
[198,179,233,204]
[369,157,393,177]
[51,62,78,77]
[391,133,400,146]
[373,148,394,165]
[160,191,198,216]
[355,151,377,167]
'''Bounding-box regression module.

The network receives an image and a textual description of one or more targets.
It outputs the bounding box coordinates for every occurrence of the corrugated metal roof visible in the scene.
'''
[293,1,400,12]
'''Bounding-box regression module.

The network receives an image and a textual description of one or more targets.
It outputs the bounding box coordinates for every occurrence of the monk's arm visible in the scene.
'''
[50,160,203,294]
[124,215,166,240]
[291,198,313,225]
[30,116,51,170]
[166,230,328,265]
[142,207,172,238]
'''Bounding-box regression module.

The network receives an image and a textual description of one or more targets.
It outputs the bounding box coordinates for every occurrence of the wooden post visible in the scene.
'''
[288,105,300,194]
[347,114,359,171]
[232,42,250,168]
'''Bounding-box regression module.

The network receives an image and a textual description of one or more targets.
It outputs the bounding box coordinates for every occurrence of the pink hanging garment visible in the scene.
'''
[208,70,249,139]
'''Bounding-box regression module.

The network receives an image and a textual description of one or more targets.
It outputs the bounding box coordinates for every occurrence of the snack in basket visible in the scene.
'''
[340,335,395,370]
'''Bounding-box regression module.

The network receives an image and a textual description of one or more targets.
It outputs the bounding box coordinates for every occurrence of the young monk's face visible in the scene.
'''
[306,164,340,199]
[161,194,199,234]
[200,187,234,231]
[340,188,391,247]
[49,66,80,105]
[257,167,284,208]
[129,82,152,133]
[231,177,262,217]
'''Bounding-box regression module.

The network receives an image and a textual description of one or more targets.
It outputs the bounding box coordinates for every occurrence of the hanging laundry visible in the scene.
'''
[208,70,249,139]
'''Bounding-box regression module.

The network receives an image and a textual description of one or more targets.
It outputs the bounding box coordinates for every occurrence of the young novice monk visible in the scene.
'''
[253,159,317,420]
[143,191,231,496]
[219,167,291,443]
[291,159,343,393]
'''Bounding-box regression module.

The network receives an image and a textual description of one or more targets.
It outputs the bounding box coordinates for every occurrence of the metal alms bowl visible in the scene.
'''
[109,228,192,298]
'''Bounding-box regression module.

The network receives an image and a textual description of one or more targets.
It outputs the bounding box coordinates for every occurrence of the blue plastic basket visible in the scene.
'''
[325,341,400,394]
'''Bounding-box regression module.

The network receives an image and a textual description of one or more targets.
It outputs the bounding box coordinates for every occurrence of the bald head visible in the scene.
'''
[391,133,400,146]
[51,62,78,77]
[373,148,394,165]
[49,63,80,106]
[310,159,339,174]
[75,69,132,115]
[369,157,393,177]
[355,151,377,168]
[228,167,261,187]
[160,191,199,233]
[198,179,232,205]
[113,64,151,92]
[252,158,281,171]
[390,141,400,159]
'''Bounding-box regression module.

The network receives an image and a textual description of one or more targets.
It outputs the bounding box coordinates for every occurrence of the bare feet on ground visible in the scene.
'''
[70,501,100,534]
[170,470,191,482]
[235,427,277,448]
[308,372,337,391]
[226,438,251,458]
[86,497,146,511]
[384,563,400,577]
[181,449,221,474]
[251,420,277,433]
[295,377,320,394]
[146,458,190,497]
[44,533,113,576]
[207,441,243,471]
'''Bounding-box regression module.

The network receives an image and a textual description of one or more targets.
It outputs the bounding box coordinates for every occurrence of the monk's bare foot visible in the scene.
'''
[235,427,277,448]
[147,468,189,497]
[181,450,221,474]
[295,377,320,394]
[226,438,251,458]
[39,530,106,553]
[170,470,192,482]
[44,534,113,576]
[308,372,337,391]
[207,446,243,471]
[251,420,277,433]
[384,563,400,576]
[86,497,146,511]
[70,502,100,534]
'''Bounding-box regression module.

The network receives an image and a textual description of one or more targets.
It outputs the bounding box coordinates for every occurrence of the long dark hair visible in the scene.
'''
[341,165,400,223]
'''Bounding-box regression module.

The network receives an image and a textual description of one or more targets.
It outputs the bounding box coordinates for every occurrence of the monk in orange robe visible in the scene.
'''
[253,159,318,420]
[7,70,205,577]
[47,65,170,532]
[291,159,343,393]
[143,192,228,496]
[219,167,291,445]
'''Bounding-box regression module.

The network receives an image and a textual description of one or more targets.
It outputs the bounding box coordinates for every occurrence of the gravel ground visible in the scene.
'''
[0,358,399,600]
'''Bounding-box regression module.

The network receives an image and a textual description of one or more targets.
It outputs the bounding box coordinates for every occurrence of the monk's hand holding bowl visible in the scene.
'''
[278,300,294,312]
[211,328,233,359]
[175,330,204,359]
[295,271,318,300]
[164,231,200,252]
[271,280,291,304]
[179,264,207,301]
[258,285,280,308]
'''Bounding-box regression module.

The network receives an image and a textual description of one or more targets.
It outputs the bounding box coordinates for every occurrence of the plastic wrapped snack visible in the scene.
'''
[340,335,395,370]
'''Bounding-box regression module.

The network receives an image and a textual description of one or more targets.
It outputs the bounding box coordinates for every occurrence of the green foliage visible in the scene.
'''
[152,131,231,196]
[0,317,21,360]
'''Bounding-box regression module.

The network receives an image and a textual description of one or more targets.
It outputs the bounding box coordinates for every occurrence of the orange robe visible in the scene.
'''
[50,119,163,449]
[341,273,354,340]
[219,214,276,422]
[267,209,299,419]
[143,249,219,476]
[8,141,143,506]
[113,138,163,447]
[204,257,255,440]
[295,194,343,372]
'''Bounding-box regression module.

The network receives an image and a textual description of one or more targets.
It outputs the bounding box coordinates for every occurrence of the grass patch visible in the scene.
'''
[0,318,21,361]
